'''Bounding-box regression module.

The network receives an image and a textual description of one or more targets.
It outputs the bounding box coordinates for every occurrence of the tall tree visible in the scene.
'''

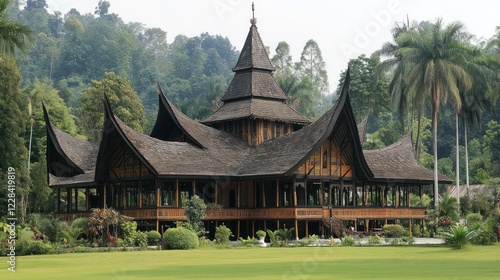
[296,39,329,95]
[392,19,473,208]
[0,56,30,220]
[337,54,390,125]
[80,72,146,142]
[271,41,293,78]
[0,0,32,55]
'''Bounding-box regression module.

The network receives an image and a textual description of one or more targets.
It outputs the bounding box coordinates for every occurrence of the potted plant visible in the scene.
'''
[256,230,267,247]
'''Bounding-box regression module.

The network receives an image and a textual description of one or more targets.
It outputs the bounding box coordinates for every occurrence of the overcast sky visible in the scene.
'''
[45,0,499,93]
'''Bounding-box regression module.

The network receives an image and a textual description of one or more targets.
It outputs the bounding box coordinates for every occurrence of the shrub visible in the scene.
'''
[466,213,483,229]
[121,221,138,246]
[147,230,161,246]
[341,234,355,246]
[443,225,474,249]
[238,236,256,247]
[214,225,233,245]
[308,234,319,246]
[134,231,148,247]
[368,234,381,245]
[17,240,54,256]
[163,228,199,250]
[383,224,405,238]
[256,230,266,238]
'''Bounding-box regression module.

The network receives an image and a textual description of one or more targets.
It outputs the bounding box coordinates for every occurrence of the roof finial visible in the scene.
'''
[250,2,257,26]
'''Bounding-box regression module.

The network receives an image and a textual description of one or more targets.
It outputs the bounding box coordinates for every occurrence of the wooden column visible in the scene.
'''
[276,180,279,207]
[103,184,107,208]
[365,219,369,232]
[305,220,309,237]
[156,179,160,207]
[409,219,413,237]
[354,219,357,232]
[252,221,255,238]
[293,183,297,206]
[175,179,179,208]
[262,183,266,207]
[295,220,298,240]
[237,220,241,238]
[156,220,159,232]
[264,220,267,231]
[237,181,241,208]
[192,179,196,198]
[214,182,218,205]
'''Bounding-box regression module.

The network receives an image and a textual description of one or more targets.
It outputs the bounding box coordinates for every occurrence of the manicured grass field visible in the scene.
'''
[2,244,500,279]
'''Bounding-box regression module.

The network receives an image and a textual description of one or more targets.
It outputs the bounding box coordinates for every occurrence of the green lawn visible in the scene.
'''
[2,244,500,279]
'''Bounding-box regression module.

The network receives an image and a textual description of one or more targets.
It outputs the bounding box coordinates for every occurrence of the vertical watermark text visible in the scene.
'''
[6,167,17,272]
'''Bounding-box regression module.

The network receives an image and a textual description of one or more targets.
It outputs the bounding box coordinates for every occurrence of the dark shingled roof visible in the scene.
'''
[220,70,288,102]
[150,85,204,148]
[50,124,98,172]
[363,133,451,183]
[49,172,96,187]
[208,21,307,125]
[202,97,310,125]
[232,24,275,72]
[239,71,373,178]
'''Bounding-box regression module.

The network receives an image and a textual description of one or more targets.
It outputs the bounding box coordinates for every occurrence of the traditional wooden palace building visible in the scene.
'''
[45,17,450,239]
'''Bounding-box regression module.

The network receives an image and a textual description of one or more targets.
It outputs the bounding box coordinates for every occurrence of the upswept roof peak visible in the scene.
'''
[150,84,205,148]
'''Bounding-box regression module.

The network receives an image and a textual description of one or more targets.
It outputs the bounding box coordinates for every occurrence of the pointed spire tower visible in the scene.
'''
[202,3,310,146]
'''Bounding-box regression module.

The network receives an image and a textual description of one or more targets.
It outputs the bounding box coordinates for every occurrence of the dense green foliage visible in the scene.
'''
[214,225,232,245]
[182,195,207,235]
[146,230,161,246]
[383,224,405,238]
[163,227,199,250]
[443,225,474,249]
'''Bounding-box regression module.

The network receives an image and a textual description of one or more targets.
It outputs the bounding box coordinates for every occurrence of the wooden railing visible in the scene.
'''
[323,207,427,220]
[56,207,427,222]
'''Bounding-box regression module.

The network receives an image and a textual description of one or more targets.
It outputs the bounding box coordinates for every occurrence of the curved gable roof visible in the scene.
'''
[44,104,98,178]
[95,95,158,181]
[150,84,204,148]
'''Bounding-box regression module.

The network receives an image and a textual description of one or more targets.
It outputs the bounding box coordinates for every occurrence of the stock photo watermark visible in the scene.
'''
[6,167,17,273]
[340,0,402,59]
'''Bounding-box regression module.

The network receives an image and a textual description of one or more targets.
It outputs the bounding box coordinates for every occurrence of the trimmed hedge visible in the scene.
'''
[147,230,161,246]
[163,228,199,250]
[383,224,405,238]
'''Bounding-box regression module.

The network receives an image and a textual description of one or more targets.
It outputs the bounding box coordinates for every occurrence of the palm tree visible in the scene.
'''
[393,19,473,208]
[277,74,315,118]
[376,19,426,159]
[0,0,32,56]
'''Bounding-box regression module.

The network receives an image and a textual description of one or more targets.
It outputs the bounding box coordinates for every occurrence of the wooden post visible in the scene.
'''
[264,220,267,231]
[354,219,357,232]
[175,179,179,208]
[409,219,413,237]
[252,221,255,238]
[192,179,196,198]
[293,182,297,206]
[237,181,241,208]
[276,179,279,207]
[365,219,369,232]
[262,182,266,208]
[305,220,309,237]
[215,181,218,205]
[156,179,160,207]
[237,220,241,239]
[103,184,107,208]
[295,220,298,240]
[156,220,159,232]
